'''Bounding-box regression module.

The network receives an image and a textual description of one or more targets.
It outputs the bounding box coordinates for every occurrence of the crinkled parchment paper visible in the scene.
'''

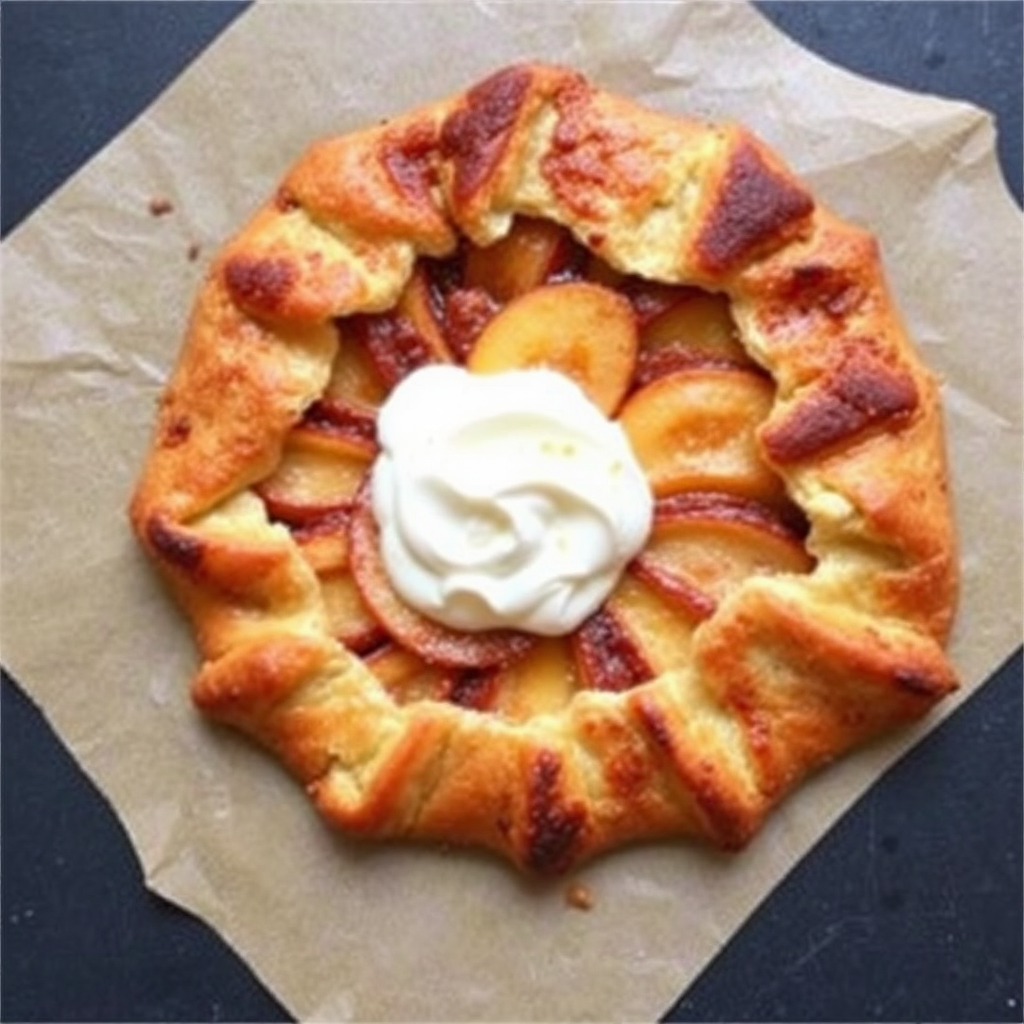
[2,2,1021,1021]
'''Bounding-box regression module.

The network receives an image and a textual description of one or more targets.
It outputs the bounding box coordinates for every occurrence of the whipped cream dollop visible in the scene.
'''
[370,365,653,636]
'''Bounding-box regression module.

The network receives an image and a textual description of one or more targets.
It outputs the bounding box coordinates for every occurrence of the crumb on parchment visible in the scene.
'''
[148,196,174,217]
[565,881,594,911]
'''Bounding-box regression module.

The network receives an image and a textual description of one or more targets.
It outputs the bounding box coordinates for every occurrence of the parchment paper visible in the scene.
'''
[2,2,1021,1021]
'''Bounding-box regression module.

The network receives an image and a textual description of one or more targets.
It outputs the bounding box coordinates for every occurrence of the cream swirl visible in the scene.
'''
[370,365,653,636]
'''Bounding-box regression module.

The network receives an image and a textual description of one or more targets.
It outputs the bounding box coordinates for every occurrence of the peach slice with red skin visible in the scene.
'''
[289,508,385,652]
[366,643,504,712]
[620,280,700,329]
[467,280,639,415]
[618,366,787,504]
[327,320,389,411]
[578,270,754,382]
[291,509,352,575]
[348,307,444,391]
[300,397,377,448]
[347,485,534,670]
[337,265,454,398]
[443,669,503,712]
[606,569,704,669]
[365,643,452,706]
[443,287,500,361]
[640,290,749,361]
[320,572,388,653]
[633,492,814,612]
[582,261,698,329]
[368,629,581,720]
[255,424,375,526]
[393,264,456,363]
[633,346,755,387]
[625,558,718,624]
[571,605,655,693]
[465,217,581,301]
[488,637,581,722]
[636,291,756,384]
[654,490,810,539]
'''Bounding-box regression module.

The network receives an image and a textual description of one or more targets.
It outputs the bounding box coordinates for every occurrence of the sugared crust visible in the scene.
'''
[130,64,958,873]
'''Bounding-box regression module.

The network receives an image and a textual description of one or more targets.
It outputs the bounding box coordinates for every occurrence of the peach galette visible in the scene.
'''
[130,64,958,874]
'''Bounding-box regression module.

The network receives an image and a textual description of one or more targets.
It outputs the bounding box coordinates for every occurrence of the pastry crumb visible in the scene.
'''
[565,881,594,911]
[148,197,174,217]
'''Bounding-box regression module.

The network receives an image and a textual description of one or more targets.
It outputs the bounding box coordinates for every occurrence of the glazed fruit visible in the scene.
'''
[258,223,814,720]
[464,216,578,300]
[466,280,639,414]
[618,367,787,503]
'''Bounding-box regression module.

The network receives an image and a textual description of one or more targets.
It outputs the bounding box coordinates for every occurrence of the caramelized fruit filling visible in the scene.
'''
[254,217,815,720]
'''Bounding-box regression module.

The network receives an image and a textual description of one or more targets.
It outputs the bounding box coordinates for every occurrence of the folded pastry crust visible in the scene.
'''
[130,64,958,873]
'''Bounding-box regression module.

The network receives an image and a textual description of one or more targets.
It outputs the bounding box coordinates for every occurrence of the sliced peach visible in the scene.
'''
[348,310,441,390]
[347,486,534,669]
[636,492,814,607]
[641,290,745,356]
[442,669,503,713]
[605,571,701,671]
[394,264,455,362]
[488,637,580,722]
[581,268,701,324]
[291,417,377,459]
[365,643,503,711]
[637,290,753,382]
[465,217,580,301]
[621,280,702,329]
[467,281,638,415]
[571,605,655,693]
[654,491,809,539]
[618,367,787,503]
[300,397,377,449]
[625,558,717,624]
[256,426,374,525]
[633,346,751,387]
[320,572,387,653]
[443,286,500,362]
[292,509,351,575]
[328,320,390,410]
[365,643,451,706]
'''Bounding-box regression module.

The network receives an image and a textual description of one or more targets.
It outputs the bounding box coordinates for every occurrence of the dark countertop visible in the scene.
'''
[2,3,1021,1021]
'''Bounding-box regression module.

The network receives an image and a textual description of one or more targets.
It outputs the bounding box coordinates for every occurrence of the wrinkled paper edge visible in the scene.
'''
[2,2,1022,1021]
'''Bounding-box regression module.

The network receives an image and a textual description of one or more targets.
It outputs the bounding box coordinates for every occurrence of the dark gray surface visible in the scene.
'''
[2,3,1021,1021]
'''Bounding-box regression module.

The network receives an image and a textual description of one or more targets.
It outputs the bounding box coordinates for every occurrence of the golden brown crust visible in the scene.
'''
[130,63,959,873]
